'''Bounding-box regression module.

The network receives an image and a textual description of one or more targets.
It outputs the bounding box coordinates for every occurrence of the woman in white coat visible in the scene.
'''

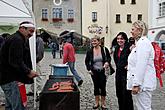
[127,20,157,110]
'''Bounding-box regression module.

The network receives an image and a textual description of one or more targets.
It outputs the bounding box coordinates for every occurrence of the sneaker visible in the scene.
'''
[78,80,83,86]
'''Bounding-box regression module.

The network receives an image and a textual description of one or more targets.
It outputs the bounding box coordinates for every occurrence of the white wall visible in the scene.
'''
[82,0,108,39]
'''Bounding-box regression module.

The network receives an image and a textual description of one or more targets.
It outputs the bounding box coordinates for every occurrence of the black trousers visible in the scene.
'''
[91,69,106,96]
[115,70,134,110]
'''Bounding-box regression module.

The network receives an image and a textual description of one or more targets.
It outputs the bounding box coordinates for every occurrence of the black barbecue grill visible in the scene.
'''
[39,75,80,110]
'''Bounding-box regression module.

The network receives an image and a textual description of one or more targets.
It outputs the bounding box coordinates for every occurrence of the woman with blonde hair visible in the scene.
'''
[85,35,113,109]
[127,20,157,110]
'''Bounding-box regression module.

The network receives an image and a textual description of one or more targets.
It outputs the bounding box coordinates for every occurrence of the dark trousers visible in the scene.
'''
[60,50,63,58]
[116,72,134,110]
[52,50,56,58]
[91,69,106,96]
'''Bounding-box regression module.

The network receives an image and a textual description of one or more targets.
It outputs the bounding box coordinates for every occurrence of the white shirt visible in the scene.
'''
[127,36,157,91]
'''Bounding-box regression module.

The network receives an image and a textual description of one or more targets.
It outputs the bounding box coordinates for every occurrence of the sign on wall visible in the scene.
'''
[88,24,103,34]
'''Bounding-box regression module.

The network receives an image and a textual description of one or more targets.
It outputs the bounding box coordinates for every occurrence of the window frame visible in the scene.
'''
[41,8,48,21]
[159,2,165,17]
[116,14,121,23]
[67,9,74,22]
[138,14,142,21]
[131,0,136,4]
[91,0,97,2]
[120,0,125,4]
[127,14,132,23]
[52,7,62,19]
[92,12,97,22]
[68,9,74,19]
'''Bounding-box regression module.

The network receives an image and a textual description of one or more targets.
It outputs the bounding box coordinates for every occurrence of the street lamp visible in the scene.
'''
[106,25,108,34]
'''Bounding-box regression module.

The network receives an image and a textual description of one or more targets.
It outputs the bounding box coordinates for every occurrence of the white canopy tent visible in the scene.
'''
[0,0,37,108]
[0,0,32,24]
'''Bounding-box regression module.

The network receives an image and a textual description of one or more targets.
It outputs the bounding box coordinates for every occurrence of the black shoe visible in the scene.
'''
[26,92,34,96]
[93,104,99,109]
[78,80,83,86]
[35,95,40,102]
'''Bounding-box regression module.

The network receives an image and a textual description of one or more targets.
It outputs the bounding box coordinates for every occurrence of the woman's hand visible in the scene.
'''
[124,65,128,70]
[132,86,140,95]
[88,70,93,75]
[104,62,109,69]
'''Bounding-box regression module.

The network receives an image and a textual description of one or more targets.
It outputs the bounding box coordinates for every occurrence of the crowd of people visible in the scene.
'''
[84,20,158,110]
[0,20,160,110]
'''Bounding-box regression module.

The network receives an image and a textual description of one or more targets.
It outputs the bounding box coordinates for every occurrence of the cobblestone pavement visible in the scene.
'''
[1,52,165,110]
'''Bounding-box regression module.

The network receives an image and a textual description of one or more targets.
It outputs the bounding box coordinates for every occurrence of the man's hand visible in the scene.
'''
[27,70,38,78]
[129,44,136,51]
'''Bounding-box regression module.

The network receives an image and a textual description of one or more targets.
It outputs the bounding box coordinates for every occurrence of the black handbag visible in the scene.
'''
[103,47,115,75]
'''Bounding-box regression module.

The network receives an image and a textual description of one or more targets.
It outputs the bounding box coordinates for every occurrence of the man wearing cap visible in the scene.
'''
[0,21,38,110]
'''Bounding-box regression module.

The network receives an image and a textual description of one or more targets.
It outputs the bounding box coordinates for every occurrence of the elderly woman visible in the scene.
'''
[85,35,112,109]
[113,32,134,110]
[127,20,157,110]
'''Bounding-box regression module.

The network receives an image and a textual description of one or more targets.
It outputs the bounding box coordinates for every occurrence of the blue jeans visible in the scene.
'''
[68,62,82,82]
[1,81,25,110]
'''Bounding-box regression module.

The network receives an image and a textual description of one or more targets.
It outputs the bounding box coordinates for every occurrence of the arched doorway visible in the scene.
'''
[155,30,165,53]
[155,30,165,41]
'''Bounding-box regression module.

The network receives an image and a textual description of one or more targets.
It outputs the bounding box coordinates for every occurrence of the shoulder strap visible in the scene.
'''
[103,47,107,60]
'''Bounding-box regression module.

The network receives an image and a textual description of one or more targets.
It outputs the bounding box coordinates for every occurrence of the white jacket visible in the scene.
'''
[127,37,157,91]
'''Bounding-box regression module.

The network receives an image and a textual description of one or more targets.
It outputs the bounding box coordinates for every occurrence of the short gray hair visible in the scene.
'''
[132,20,148,36]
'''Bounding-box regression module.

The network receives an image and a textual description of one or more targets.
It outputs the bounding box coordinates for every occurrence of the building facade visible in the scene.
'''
[82,0,148,47]
[33,0,81,36]
[82,0,108,40]
[148,0,165,52]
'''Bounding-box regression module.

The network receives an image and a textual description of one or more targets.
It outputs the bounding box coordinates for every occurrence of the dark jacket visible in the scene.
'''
[113,43,130,74]
[0,31,33,85]
[85,46,111,71]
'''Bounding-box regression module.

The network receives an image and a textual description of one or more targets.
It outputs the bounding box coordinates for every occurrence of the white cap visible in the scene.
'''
[19,21,35,28]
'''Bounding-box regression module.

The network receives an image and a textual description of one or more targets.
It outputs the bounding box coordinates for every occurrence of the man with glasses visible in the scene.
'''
[0,21,38,110]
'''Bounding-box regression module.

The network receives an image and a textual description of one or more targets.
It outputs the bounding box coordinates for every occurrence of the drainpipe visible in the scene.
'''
[80,0,83,45]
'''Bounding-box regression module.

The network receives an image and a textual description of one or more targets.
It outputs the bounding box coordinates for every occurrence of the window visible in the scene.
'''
[161,42,165,50]
[120,0,125,4]
[127,14,132,23]
[68,9,74,22]
[52,8,62,22]
[92,12,97,22]
[41,8,48,21]
[159,2,165,17]
[131,0,136,4]
[68,9,74,19]
[138,14,142,20]
[52,8,62,19]
[116,14,121,23]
